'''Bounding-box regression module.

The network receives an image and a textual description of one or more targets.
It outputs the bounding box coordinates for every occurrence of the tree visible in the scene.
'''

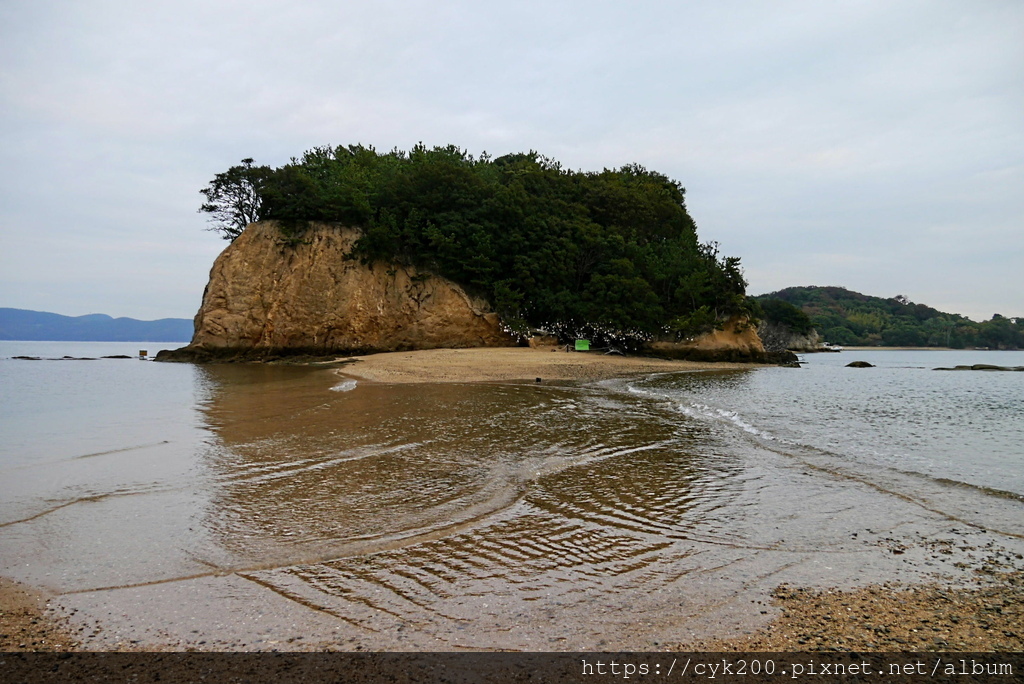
[758,298,813,334]
[199,144,752,343]
[199,158,272,240]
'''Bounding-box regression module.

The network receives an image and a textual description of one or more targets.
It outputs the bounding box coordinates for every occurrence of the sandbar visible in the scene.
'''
[334,346,764,384]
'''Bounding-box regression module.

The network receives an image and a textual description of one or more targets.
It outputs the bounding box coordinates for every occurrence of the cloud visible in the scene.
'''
[1,0,1021,319]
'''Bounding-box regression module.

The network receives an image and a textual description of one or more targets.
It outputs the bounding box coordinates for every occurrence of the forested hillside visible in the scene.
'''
[758,287,1022,349]
[199,145,749,345]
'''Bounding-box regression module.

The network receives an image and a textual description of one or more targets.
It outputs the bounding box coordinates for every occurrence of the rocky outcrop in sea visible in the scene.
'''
[158,222,513,362]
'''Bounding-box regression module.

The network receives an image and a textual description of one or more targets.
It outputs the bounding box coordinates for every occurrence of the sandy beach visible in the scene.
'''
[332,345,765,384]
[0,578,78,652]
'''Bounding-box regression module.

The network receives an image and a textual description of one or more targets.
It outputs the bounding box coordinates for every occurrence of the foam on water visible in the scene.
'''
[626,383,776,440]
[330,379,358,392]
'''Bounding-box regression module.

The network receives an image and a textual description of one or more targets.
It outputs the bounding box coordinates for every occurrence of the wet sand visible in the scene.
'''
[5,572,1022,652]
[334,346,764,384]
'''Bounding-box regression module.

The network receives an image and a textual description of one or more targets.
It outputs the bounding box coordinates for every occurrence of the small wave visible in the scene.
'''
[330,379,358,392]
[903,472,1024,503]
[675,402,776,440]
[625,383,775,440]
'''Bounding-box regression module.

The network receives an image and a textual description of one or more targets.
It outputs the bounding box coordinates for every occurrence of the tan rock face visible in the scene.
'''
[185,222,514,355]
[644,316,781,363]
[757,320,823,352]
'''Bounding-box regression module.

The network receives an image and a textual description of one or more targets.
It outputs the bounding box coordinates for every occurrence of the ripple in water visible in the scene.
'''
[3,347,1023,650]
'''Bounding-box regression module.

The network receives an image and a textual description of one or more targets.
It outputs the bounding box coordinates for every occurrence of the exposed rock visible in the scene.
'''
[934,364,1024,372]
[846,360,875,368]
[158,222,793,366]
[527,335,559,348]
[757,320,824,352]
[645,317,798,365]
[158,222,514,362]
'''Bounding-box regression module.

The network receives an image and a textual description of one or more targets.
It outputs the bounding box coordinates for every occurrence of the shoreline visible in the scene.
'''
[4,571,1021,652]
[332,346,769,384]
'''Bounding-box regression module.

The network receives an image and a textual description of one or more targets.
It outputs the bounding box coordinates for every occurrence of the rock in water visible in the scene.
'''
[933,364,1024,372]
[846,361,875,368]
[161,222,513,361]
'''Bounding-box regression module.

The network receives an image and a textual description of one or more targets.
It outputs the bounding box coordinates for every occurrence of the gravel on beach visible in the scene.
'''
[0,578,77,652]
[691,572,1023,652]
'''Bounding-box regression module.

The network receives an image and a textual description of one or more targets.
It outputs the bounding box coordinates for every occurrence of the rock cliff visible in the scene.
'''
[159,222,513,361]
[159,222,791,365]
[757,320,824,352]
[644,317,798,365]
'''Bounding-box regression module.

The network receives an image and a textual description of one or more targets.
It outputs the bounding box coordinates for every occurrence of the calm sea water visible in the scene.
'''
[1,342,1021,650]
[629,349,1024,498]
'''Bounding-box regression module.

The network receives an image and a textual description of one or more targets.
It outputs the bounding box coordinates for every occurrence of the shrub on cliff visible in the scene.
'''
[200,145,750,345]
[198,158,273,240]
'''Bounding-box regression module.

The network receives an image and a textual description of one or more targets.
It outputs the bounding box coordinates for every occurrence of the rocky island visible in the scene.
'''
[160,145,796,366]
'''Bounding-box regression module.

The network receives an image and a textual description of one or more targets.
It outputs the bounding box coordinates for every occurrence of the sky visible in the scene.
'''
[1,1,1021,322]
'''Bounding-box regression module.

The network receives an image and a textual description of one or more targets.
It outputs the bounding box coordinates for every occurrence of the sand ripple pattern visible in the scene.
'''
[195,381,762,644]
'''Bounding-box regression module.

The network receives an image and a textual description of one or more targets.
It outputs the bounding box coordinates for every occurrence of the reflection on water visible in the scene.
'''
[197,368,737,584]
[2,348,1023,650]
[190,369,773,648]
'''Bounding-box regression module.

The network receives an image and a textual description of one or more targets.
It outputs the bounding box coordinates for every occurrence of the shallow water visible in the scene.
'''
[0,343,1021,650]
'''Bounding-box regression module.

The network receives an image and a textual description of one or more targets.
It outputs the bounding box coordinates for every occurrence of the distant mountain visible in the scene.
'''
[0,308,193,342]
[754,286,1022,349]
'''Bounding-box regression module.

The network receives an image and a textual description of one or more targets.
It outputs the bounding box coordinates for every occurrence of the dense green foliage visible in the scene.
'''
[202,145,749,343]
[758,286,1023,349]
[751,298,814,334]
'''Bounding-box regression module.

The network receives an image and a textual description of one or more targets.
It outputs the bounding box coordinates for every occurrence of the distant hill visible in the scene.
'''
[0,308,193,342]
[754,286,1022,349]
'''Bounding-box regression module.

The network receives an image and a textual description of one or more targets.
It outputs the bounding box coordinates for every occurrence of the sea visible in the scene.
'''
[1,341,1022,650]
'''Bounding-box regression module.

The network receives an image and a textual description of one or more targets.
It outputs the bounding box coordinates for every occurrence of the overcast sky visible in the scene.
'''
[1,0,1021,321]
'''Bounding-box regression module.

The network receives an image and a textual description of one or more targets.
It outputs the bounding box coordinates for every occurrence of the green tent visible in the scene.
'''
[574,339,591,351]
